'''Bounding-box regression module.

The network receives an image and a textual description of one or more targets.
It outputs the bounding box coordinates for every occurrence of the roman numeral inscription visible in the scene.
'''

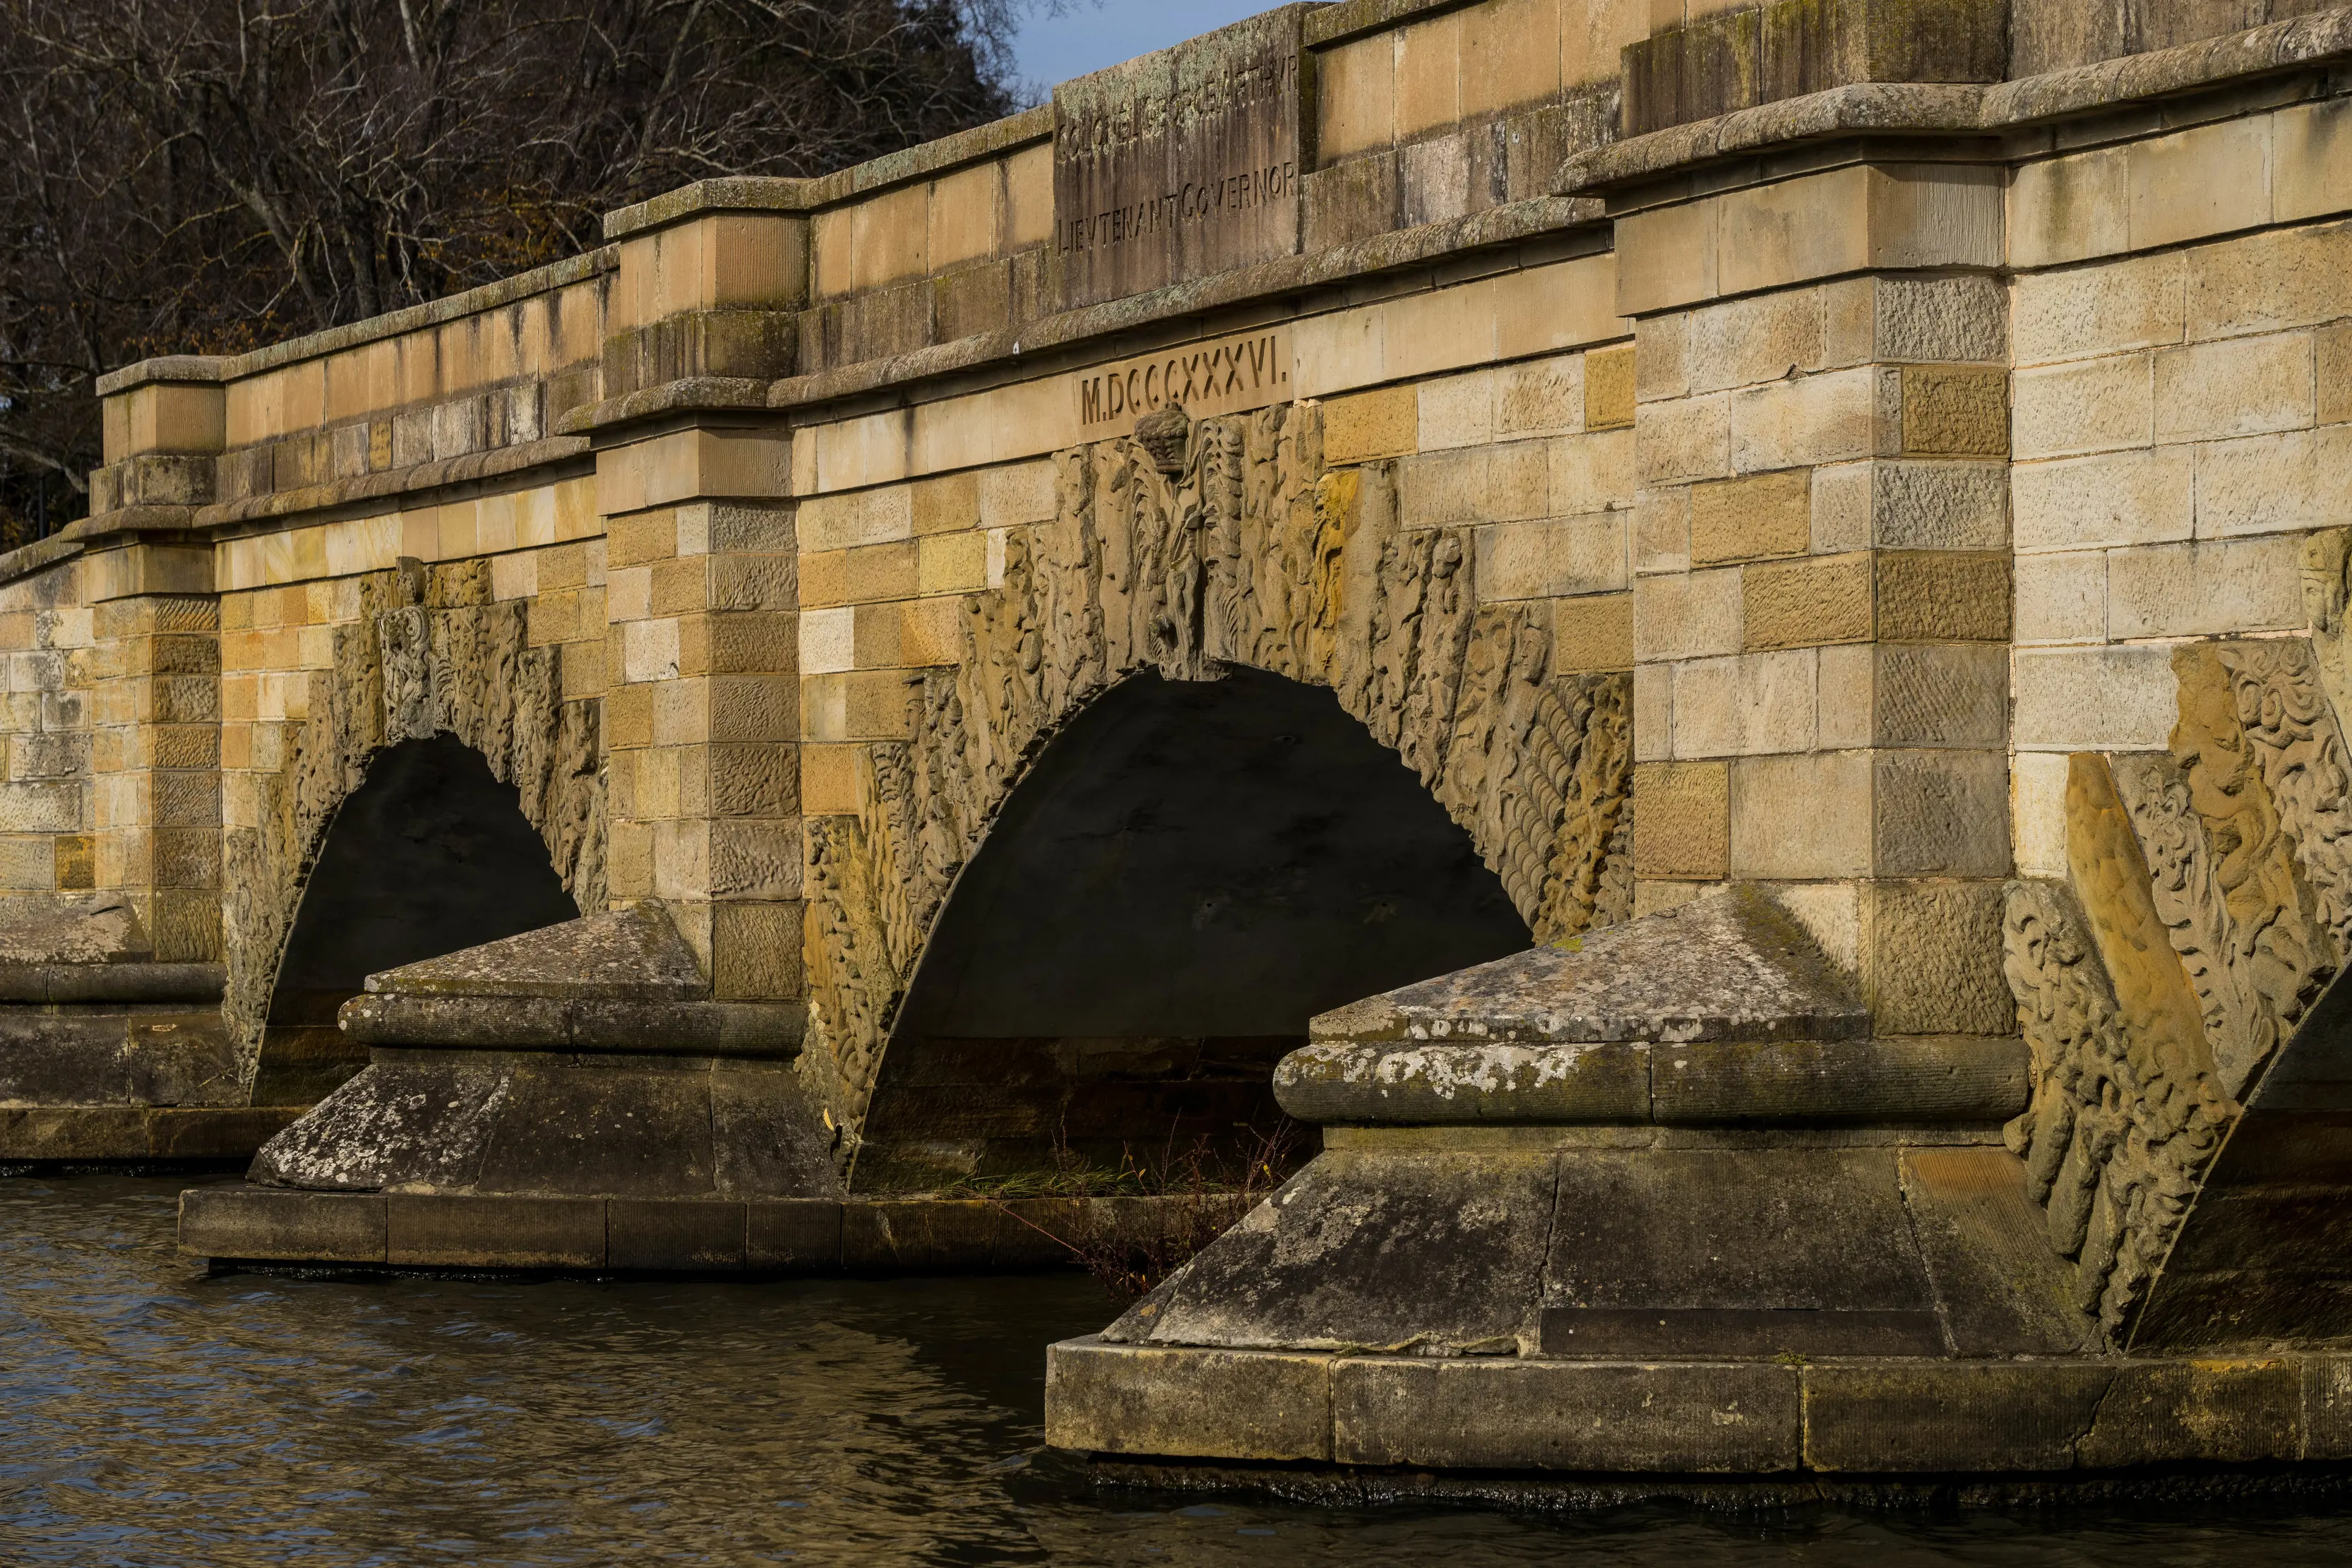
[1051,9,1305,310]
[1073,327,1291,434]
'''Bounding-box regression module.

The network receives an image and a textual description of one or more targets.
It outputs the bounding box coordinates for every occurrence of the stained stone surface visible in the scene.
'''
[250,1051,840,1199]
[364,901,705,1000]
[1304,887,1866,1048]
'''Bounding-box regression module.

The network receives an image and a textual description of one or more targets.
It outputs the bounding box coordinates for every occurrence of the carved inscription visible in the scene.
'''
[1074,328,1291,435]
[1053,10,1304,308]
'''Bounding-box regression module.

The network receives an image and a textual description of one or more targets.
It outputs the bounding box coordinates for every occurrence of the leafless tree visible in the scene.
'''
[0,0,1020,544]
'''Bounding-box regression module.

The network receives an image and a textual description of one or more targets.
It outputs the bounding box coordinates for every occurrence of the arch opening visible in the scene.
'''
[857,666,1534,1190]
[254,734,580,1103]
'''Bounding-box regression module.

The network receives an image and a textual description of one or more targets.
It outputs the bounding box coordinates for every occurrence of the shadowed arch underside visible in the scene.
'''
[253,735,580,1103]
[856,669,1534,1188]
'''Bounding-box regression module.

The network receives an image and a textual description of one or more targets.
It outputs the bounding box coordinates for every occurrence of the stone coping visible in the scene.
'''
[602,104,1058,240]
[1305,0,1483,50]
[1045,1336,2352,1475]
[193,436,593,531]
[1272,1036,2027,1127]
[555,198,1606,437]
[96,249,619,395]
[179,1183,1251,1274]
[0,962,225,1005]
[0,1106,304,1163]
[1556,8,2352,196]
[335,995,804,1055]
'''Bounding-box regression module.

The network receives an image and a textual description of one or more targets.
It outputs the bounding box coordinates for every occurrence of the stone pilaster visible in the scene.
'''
[1622,157,2015,1034]
[596,199,807,1004]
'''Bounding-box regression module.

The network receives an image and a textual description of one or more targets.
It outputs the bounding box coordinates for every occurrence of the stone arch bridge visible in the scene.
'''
[11,0,2352,1488]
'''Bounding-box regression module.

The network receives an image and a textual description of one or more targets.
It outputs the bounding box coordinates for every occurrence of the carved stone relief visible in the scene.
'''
[801,401,1635,1138]
[2002,631,2352,1345]
[221,560,606,1090]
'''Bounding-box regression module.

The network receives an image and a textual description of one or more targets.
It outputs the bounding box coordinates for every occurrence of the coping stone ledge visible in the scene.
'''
[0,962,226,1005]
[1556,8,2352,196]
[1275,1035,2027,1127]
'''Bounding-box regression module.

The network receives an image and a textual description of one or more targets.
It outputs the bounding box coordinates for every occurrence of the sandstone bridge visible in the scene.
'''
[11,0,2352,1487]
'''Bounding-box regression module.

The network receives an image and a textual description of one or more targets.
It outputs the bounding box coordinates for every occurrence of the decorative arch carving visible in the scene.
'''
[801,401,1635,1137]
[222,558,606,1092]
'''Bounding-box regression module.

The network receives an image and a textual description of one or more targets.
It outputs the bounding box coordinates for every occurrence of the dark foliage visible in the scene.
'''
[0,0,1020,546]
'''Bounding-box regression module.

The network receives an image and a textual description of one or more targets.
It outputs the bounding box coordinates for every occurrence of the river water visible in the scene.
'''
[8,1174,2352,1567]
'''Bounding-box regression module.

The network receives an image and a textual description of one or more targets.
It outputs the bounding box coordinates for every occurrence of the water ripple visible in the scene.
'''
[4,1175,2352,1567]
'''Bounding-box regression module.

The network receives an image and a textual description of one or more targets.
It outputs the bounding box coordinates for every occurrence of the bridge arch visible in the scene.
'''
[223,560,607,1099]
[855,666,1534,1187]
[804,401,1634,1171]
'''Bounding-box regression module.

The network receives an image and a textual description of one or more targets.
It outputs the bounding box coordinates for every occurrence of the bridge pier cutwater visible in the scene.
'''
[10,0,2352,1488]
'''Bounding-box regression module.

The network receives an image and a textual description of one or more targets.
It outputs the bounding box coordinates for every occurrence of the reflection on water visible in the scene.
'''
[6,1175,2352,1567]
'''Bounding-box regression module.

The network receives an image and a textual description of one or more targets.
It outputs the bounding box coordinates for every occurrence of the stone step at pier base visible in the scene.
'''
[1044,887,2352,1488]
[177,899,1237,1273]
[0,895,299,1165]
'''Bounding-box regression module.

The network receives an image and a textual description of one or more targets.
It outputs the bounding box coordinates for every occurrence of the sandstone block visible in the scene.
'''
[1829,274,2009,366]
[976,460,1057,527]
[2106,535,2304,640]
[1546,428,1635,517]
[1636,311,1689,403]
[1633,760,1729,878]
[1553,593,1633,673]
[1634,662,1671,762]
[1742,553,1873,650]
[1634,485,1692,574]
[1474,516,1626,602]
[2012,645,2178,751]
[2013,446,2192,552]
[1686,288,1825,394]
[1671,650,1815,759]
[2011,750,2071,879]
[798,744,856,815]
[1873,748,2009,878]
[1737,366,1886,479]
[1878,551,2010,642]
[1865,878,2013,1036]
[2322,322,2352,426]
[2010,144,2127,269]
[1803,1361,2111,1473]
[2011,353,2151,460]
[712,899,804,1001]
[1900,365,2007,457]
[2013,551,2106,644]
[1820,642,2008,750]
[909,471,979,536]
[1397,448,1488,527]
[917,532,987,596]
[1617,198,1719,316]
[2012,251,2185,366]
[1325,385,1418,464]
[1637,393,1731,484]
[2195,424,2352,538]
[2128,114,2274,253]
[1690,470,1810,565]
[2155,331,2315,443]
[1584,344,1637,431]
[1729,750,1872,880]
[798,485,912,553]
[1498,357,1582,438]
[2185,220,2352,341]
[1417,369,1496,451]
[1332,1358,1800,1473]
[2276,97,2352,225]
[1632,567,1742,661]
[1046,1341,1331,1461]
